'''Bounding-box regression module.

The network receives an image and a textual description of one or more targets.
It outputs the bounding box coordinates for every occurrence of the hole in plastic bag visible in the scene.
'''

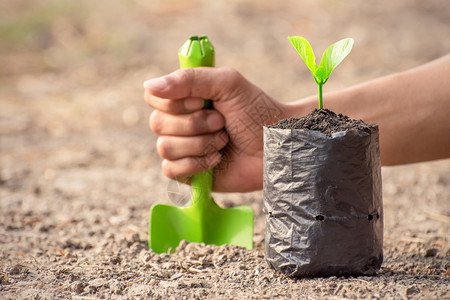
[368,214,374,221]
[315,215,325,221]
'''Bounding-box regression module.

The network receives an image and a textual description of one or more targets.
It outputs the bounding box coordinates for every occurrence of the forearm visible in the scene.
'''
[282,55,450,166]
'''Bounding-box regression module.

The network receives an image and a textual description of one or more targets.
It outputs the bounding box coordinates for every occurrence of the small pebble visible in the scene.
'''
[139,250,152,263]
[110,256,122,265]
[130,233,140,243]
[170,272,183,280]
[110,280,125,294]
[406,286,420,296]
[71,281,85,294]
[424,248,438,258]
[9,264,23,275]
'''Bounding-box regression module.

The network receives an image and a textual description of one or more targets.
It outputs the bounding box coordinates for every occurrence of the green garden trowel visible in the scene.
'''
[148,35,254,254]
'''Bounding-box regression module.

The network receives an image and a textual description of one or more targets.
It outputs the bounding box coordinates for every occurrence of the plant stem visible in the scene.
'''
[318,83,323,109]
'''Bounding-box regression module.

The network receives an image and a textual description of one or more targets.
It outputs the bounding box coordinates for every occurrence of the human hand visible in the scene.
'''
[144,67,285,192]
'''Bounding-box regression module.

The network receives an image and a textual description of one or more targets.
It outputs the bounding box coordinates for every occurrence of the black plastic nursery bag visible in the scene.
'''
[263,126,383,277]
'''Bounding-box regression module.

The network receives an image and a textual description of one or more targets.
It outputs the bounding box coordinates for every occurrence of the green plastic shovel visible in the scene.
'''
[148,36,254,254]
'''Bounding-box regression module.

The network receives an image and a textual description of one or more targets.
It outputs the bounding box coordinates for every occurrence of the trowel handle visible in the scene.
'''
[179,35,215,109]
[178,35,215,68]
[190,169,213,203]
[178,35,216,205]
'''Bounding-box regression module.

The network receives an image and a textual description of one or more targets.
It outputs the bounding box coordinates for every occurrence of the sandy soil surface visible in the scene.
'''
[1,0,449,298]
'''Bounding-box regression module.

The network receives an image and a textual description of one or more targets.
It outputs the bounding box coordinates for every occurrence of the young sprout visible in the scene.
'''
[288,36,354,109]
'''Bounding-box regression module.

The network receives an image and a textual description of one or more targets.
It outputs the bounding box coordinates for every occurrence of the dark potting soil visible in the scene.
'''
[268,108,377,136]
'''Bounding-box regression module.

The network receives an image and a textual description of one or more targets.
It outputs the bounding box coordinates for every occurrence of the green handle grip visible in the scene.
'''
[178,35,216,206]
[179,35,215,109]
[179,35,214,68]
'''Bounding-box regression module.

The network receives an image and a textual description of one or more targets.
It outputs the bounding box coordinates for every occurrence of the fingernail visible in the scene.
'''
[143,77,167,91]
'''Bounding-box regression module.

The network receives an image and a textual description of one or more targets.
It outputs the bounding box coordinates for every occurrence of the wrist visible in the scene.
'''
[280,96,318,119]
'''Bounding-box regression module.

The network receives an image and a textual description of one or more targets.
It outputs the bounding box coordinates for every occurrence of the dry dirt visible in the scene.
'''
[1,0,449,299]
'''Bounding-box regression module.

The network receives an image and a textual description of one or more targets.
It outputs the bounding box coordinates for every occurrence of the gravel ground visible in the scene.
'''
[1,0,449,298]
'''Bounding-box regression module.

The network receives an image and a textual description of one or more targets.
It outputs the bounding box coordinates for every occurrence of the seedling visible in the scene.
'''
[288,36,354,109]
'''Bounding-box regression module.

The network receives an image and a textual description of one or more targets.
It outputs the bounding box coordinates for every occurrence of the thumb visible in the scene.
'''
[143,67,250,101]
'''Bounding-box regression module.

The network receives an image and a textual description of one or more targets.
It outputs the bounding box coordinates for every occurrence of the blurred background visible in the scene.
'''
[0,0,449,245]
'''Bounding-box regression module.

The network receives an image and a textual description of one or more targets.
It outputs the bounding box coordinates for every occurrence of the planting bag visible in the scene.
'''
[263,127,383,277]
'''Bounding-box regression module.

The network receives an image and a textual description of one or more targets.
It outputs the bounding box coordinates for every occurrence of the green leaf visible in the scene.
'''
[318,38,354,81]
[288,36,318,75]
